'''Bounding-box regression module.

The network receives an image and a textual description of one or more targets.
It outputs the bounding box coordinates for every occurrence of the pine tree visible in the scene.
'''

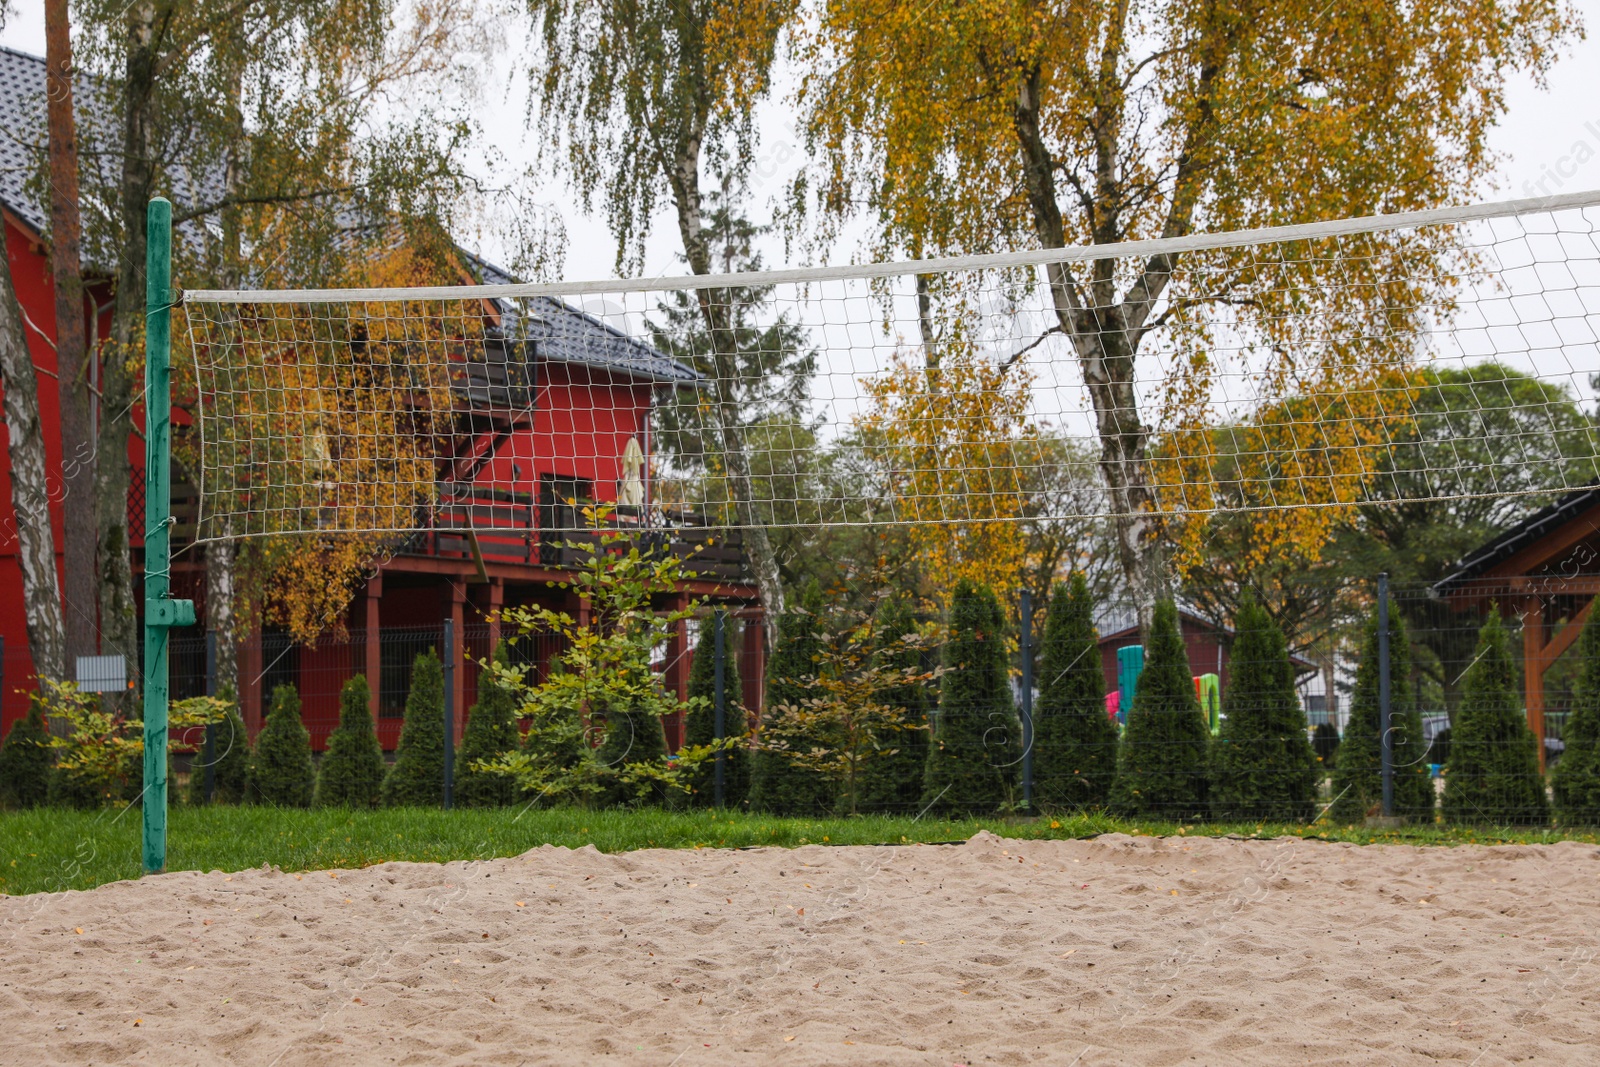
[921,579,1016,816]
[1442,608,1549,825]
[682,613,749,808]
[1552,606,1600,825]
[381,649,446,807]
[0,704,53,808]
[1032,574,1117,811]
[855,595,930,814]
[1110,601,1210,820]
[1330,608,1434,822]
[457,646,523,808]
[245,684,315,808]
[315,675,387,808]
[184,704,250,805]
[750,580,834,815]
[1208,600,1320,821]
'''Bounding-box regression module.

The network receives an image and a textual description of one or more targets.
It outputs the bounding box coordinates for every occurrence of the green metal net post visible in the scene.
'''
[142,198,195,874]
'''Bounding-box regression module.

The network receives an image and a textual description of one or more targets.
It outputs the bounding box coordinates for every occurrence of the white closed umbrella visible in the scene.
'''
[618,436,645,508]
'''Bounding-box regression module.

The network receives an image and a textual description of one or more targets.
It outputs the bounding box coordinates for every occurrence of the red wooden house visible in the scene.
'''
[0,46,763,750]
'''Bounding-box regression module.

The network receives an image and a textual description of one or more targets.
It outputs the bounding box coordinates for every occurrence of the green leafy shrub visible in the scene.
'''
[921,579,1016,816]
[1110,601,1209,820]
[184,698,250,805]
[40,680,141,808]
[682,613,749,809]
[1208,600,1319,821]
[246,684,315,808]
[1330,607,1433,821]
[1552,606,1600,825]
[382,649,446,807]
[1032,574,1117,810]
[456,647,523,807]
[750,580,835,816]
[1442,608,1548,825]
[315,675,387,808]
[1312,723,1340,767]
[855,595,931,814]
[0,702,53,808]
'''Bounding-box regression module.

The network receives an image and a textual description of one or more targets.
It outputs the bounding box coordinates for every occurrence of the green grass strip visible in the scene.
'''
[3,805,1597,897]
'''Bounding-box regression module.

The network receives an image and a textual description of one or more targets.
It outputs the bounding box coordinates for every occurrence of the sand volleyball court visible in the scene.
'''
[2,831,1598,1065]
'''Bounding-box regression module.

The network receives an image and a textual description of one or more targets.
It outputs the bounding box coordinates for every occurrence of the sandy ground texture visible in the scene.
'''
[2,832,1599,1066]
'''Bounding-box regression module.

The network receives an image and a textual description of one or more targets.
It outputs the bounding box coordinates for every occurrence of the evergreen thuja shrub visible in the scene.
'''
[184,702,250,805]
[921,579,1017,816]
[245,684,315,808]
[1442,608,1549,826]
[1208,600,1319,822]
[1330,608,1433,823]
[0,703,52,808]
[457,646,523,808]
[1551,606,1600,825]
[1032,574,1117,811]
[855,595,930,815]
[382,649,447,807]
[315,675,387,808]
[682,614,749,809]
[1110,600,1210,821]
[750,580,834,816]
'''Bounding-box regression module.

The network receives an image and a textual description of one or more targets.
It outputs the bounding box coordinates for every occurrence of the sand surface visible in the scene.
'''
[2,832,1599,1065]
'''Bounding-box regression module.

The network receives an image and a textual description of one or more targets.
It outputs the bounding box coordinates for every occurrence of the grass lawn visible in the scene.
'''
[3,804,1597,897]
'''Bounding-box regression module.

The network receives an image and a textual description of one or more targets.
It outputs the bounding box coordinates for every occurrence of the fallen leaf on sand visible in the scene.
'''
[74,927,83,935]
[797,908,805,916]
[133,1019,141,1026]
[515,901,526,908]
[1060,950,1076,957]
[784,1035,796,1042]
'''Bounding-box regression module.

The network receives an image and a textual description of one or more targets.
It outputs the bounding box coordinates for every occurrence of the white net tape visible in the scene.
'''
[179,191,1600,548]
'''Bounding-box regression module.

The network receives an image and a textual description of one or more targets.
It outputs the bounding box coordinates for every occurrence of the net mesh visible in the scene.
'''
[178,194,1600,550]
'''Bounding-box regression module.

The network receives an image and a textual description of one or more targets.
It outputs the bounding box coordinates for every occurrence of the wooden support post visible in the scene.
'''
[1521,596,1547,772]
[240,626,263,737]
[486,578,505,653]
[365,574,382,723]
[742,609,765,729]
[447,583,467,740]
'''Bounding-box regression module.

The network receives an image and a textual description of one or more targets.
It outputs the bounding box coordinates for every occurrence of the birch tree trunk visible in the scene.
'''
[96,0,162,695]
[666,137,787,647]
[0,240,67,681]
[46,0,98,665]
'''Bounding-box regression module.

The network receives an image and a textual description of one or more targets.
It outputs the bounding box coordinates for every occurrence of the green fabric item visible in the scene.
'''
[1442,609,1549,826]
[1110,601,1210,820]
[920,578,1016,816]
[750,580,835,816]
[381,650,446,807]
[682,614,749,809]
[246,685,315,808]
[1329,608,1433,822]
[854,595,931,815]
[1208,599,1320,822]
[457,646,525,808]
[1552,606,1600,825]
[0,703,52,809]
[315,675,387,808]
[1031,574,1118,811]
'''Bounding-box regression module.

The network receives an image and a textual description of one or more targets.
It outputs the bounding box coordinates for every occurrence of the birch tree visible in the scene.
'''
[798,0,1579,621]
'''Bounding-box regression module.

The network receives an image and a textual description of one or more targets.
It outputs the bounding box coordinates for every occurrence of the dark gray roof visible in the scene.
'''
[0,46,219,267]
[463,252,699,386]
[1433,483,1600,594]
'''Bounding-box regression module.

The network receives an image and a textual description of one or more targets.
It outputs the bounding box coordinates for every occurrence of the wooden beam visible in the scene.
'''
[1520,596,1547,772]
[365,575,382,726]
[1477,501,1600,581]
[1537,595,1596,667]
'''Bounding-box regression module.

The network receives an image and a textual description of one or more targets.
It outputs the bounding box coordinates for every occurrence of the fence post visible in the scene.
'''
[443,618,455,810]
[204,630,217,803]
[1378,572,1394,819]
[1020,588,1034,812]
[714,608,726,808]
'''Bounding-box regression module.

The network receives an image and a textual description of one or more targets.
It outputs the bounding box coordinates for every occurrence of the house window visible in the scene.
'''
[539,473,594,533]
[380,627,438,718]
